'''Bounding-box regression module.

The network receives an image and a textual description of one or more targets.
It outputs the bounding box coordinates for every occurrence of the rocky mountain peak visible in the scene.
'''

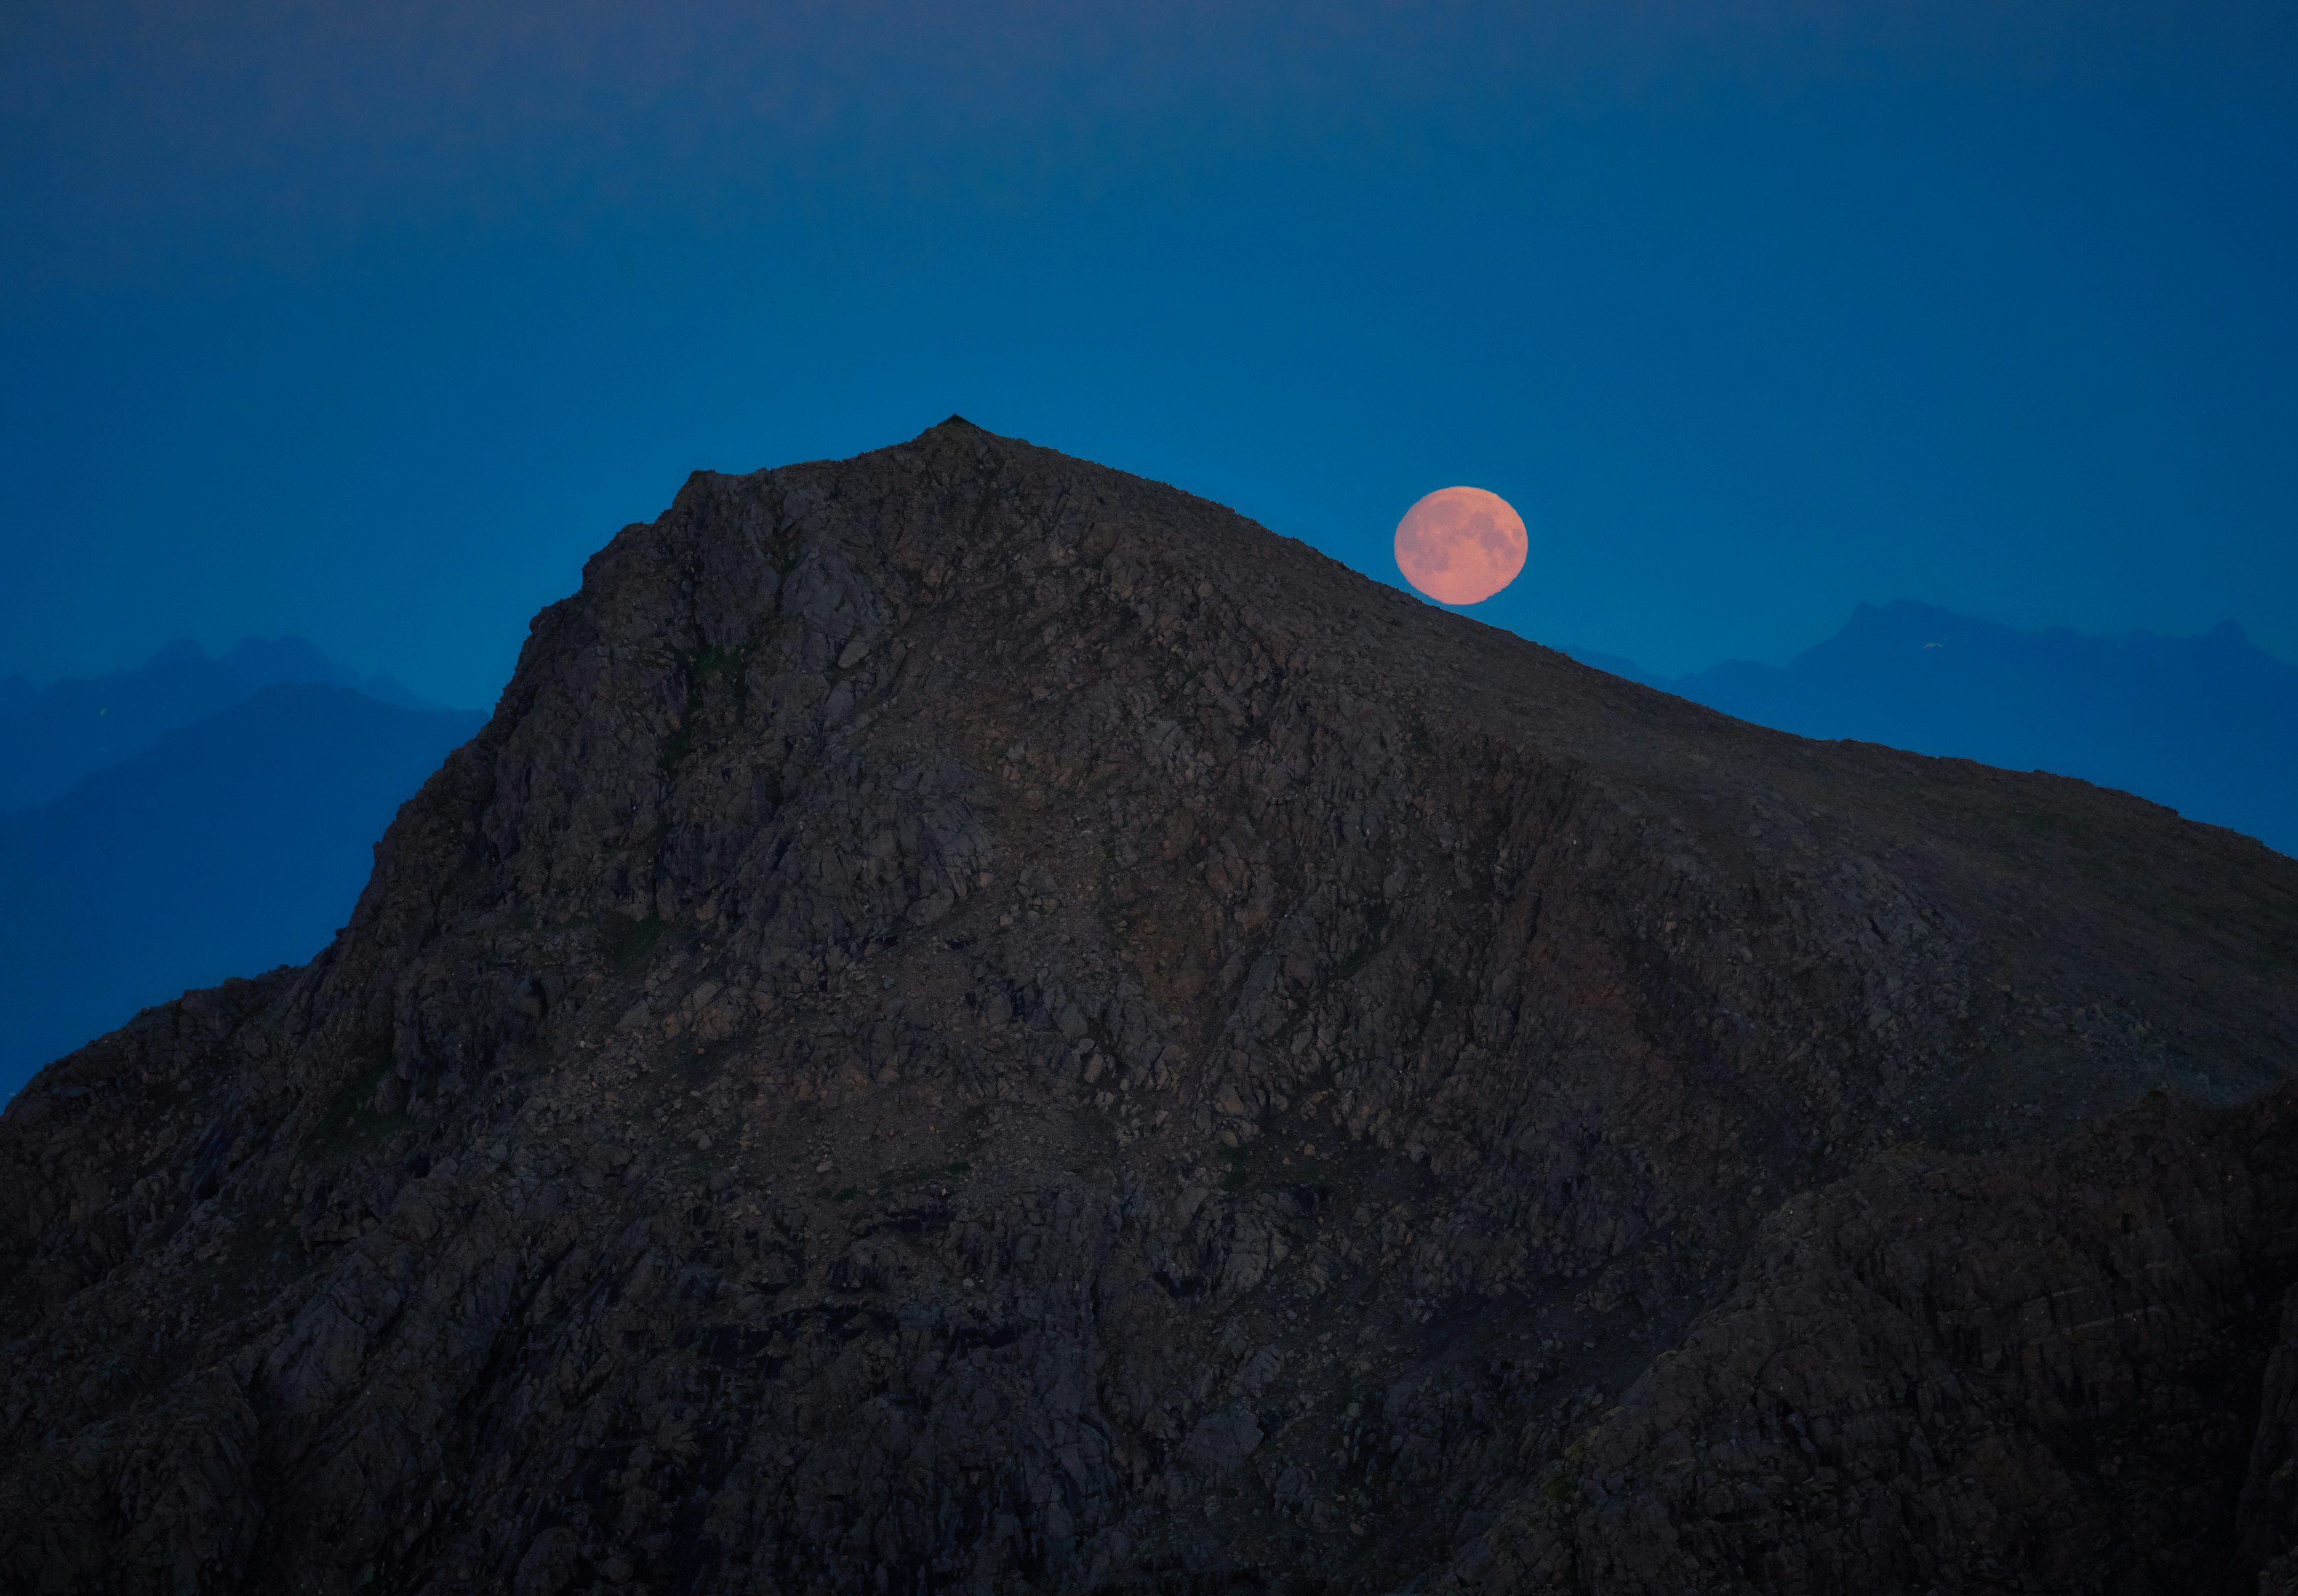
[5,424,2297,1593]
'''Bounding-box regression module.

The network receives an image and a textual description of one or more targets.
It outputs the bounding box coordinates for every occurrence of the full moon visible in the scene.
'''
[1393,486,1527,606]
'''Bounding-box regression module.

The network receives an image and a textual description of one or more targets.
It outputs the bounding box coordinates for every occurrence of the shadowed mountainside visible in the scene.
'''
[2,421,2295,1594]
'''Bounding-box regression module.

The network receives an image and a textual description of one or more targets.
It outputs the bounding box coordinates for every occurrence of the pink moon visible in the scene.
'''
[1393,486,1527,605]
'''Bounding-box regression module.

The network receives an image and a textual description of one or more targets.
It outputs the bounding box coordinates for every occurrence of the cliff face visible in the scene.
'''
[3,420,2295,1595]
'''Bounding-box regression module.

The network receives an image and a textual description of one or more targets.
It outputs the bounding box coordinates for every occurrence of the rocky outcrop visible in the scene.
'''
[1447,1083,2298,1594]
[3,419,2295,1593]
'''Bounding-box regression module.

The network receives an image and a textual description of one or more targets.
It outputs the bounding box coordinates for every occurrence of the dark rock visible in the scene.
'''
[1446,1086,2298,1594]
[3,419,2296,1593]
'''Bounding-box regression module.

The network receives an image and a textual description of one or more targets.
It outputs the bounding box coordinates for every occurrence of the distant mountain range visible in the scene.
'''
[1566,601,2297,857]
[0,635,441,812]
[0,647,480,1100]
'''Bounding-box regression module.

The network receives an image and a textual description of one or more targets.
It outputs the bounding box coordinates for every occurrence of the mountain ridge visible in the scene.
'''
[1565,598,2298,855]
[0,635,456,813]
[3,420,2295,1593]
[0,683,486,1100]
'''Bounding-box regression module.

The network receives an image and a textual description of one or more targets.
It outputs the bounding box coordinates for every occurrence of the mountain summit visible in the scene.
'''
[5,421,2297,1593]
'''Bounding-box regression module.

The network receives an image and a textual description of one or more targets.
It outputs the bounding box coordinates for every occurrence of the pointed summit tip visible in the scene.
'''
[913,413,1014,456]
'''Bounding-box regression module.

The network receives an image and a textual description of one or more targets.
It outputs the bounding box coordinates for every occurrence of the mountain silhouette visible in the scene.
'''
[2,423,2295,1592]
[0,636,448,812]
[0,683,483,1100]
[1567,599,2298,855]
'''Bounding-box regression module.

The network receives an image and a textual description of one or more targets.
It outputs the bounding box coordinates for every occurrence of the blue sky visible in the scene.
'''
[3,1,2293,707]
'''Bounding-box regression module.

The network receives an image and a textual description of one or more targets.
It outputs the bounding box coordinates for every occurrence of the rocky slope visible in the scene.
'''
[3,419,2295,1595]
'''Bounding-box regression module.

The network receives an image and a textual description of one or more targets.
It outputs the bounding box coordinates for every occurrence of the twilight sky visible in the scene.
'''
[3,1,2294,706]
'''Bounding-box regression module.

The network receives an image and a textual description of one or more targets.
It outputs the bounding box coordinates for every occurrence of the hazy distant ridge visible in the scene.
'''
[1568,601,2297,855]
[0,676,482,1100]
[0,636,447,812]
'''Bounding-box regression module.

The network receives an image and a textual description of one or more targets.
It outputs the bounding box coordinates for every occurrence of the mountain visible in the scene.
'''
[1567,600,2298,855]
[0,683,485,1102]
[0,635,447,812]
[2,421,2295,1594]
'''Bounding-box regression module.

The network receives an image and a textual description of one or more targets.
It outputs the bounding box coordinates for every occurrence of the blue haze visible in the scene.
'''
[0,636,440,811]
[0,665,482,1101]
[2,2,2294,706]
[1568,603,2298,857]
